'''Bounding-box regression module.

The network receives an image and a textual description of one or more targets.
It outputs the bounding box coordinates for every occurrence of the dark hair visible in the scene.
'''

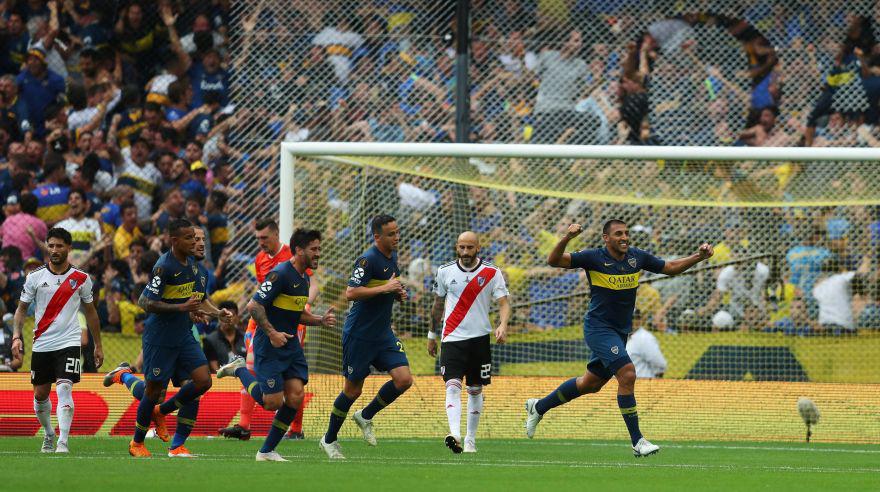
[202,90,222,106]
[128,237,148,251]
[120,200,137,216]
[143,102,162,114]
[371,214,396,235]
[209,190,228,210]
[81,153,100,183]
[168,218,194,237]
[291,228,322,251]
[159,126,178,144]
[68,83,87,110]
[167,79,187,104]
[0,245,23,269]
[186,191,205,209]
[255,218,278,232]
[68,188,87,203]
[602,219,627,235]
[140,250,160,273]
[43,152,66,177]
[218,300,238,313]
[19,192,38,215]
[109,259,130,278]
[47,227,73,245]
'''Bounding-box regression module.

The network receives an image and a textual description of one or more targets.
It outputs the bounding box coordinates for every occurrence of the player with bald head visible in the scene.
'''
[429,231,511,453]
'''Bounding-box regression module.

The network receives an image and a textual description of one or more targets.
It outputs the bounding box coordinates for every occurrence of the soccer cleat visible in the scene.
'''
[445,435,463,454]
[218,424,251,441]
[128,440,151,458]
[463,438,476,453]
[151,405,170,442]
[55,441,69,454]
[524,398,543,439]
[216,356,246,379]
[632,437,660,457]
[319,435,346,459]
[40,434,56,453]
[285,431,305,440]
[168,445,194,458]
[256,451,289,462]
[352,410,377,446]
[102,361,132,387]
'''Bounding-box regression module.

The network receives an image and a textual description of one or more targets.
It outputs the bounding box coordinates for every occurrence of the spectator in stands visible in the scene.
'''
[0,313,23,372]
[16,46,65,137]
[0,245,25,313]
[55,189,104,267]
[627,309,667,378]
[699,258,770,331]
[812,258,867,336]
[786,226,832,313]
[0,192,45,260]
[112,200,142,259]
[203,301,245,372]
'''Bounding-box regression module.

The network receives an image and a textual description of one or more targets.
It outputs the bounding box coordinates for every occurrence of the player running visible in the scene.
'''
[216,228,336,461]
[127,218,233,458]
[11,227,104,453]
[524,220,712,457]
[319,214,412,459]
[428,231,511,454]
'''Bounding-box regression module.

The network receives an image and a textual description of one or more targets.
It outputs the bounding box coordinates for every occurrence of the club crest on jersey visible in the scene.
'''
[477,277,485,287]
[152,368,161,376]
[628,258,637,268]
[192,265,198,275]
[359,258,368,268]
[611,346,619,355]
[200,276,206,287]
[267,379,275,388]
[69,279,78,289]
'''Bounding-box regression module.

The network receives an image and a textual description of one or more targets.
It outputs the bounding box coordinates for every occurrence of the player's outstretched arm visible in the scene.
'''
[547,224,583,268]
[300,306,336,327]
[82,301,104,369]
[346,273,405,301]
[661,243,714,276]
[196,297,234,322]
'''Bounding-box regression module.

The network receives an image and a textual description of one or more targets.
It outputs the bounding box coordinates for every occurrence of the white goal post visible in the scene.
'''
[278,142,880,242]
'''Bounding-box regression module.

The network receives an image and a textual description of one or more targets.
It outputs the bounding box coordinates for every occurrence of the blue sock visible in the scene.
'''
[133,395,155,443]
[617,394,642,446]
[325,392,355,443]
[121,372,145,400]
[170,398,200,450]
[159,381,202,415]
[535,377,581,415]
[260,405,297,453]
[360,380,405,420]
[235,367,264,406]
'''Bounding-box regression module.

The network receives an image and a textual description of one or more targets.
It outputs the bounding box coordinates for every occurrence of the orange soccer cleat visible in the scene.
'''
[129,440,151,458]
[152,405,170,442]
[168,445,194,458]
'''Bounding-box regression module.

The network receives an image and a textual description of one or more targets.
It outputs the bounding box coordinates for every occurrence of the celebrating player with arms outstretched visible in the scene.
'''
[320,214,413,459]
[428,231,511,454]
[524,220,712,457]
[12,227,104,453]
[216,228,336,461]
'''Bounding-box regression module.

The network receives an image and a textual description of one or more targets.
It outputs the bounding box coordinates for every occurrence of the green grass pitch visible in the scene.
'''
[2,437,878,491]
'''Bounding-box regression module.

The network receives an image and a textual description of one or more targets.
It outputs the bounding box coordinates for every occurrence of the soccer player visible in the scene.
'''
[524,220,712,457]
[428,231,511,454]
[218,219,291,440]
[11,227,104,453]
[127,218,233,458]
[319,214,412,459]
[216,228,336,461]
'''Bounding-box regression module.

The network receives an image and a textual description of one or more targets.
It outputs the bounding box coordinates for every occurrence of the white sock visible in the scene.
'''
[466,386,483,442]
[56,380,74,445]
[445,379,462,438]
[34,397,54,437]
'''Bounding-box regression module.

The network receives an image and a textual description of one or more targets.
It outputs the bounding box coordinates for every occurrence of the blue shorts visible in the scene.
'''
[143,338,208,385]
[341,335,409,381]
[254,348,309,394]
[584,323,631,380]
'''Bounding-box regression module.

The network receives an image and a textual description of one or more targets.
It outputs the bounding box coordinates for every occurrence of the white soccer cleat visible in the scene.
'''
[40,434,56,453]
[216,355,246,379]
[524,398,543,439]
[463,438,476,453]
[352,410,377,446]
[632,437,660,457]
[319,435,346,459]
[256,450,289,462]
[55,441,69,454]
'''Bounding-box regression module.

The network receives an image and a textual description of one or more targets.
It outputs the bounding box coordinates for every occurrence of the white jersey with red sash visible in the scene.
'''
[20,265,93,352]
[433,259,509,342]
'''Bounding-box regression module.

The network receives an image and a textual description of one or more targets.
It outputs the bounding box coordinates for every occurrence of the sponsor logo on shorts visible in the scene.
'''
[347,366,353,374]
[611,346,619,355]
[267,379,275,388]
[152,368,161,376]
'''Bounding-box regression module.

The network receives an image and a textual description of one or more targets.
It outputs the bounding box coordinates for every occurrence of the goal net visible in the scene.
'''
[280,142,880,443]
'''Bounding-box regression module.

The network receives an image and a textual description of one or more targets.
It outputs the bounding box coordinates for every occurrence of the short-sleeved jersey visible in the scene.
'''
[142,251,207,347]
[433,259,509,342]
[343,245,400,342]
[570,247,665,334]
[20,265,93,352]
[255,244,292,283]
[251,261,310,356]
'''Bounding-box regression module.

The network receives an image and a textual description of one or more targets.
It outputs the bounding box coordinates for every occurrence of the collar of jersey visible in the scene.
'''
[456,258,482,273]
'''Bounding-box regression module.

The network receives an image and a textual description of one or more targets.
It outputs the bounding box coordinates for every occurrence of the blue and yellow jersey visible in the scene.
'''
[251,261,310,356]
[116,108,146,148]
[343,245,400,342]
[207,213,229,258]
[142,251,207,347]
[570,247,665,334]
[35,184,70,223]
